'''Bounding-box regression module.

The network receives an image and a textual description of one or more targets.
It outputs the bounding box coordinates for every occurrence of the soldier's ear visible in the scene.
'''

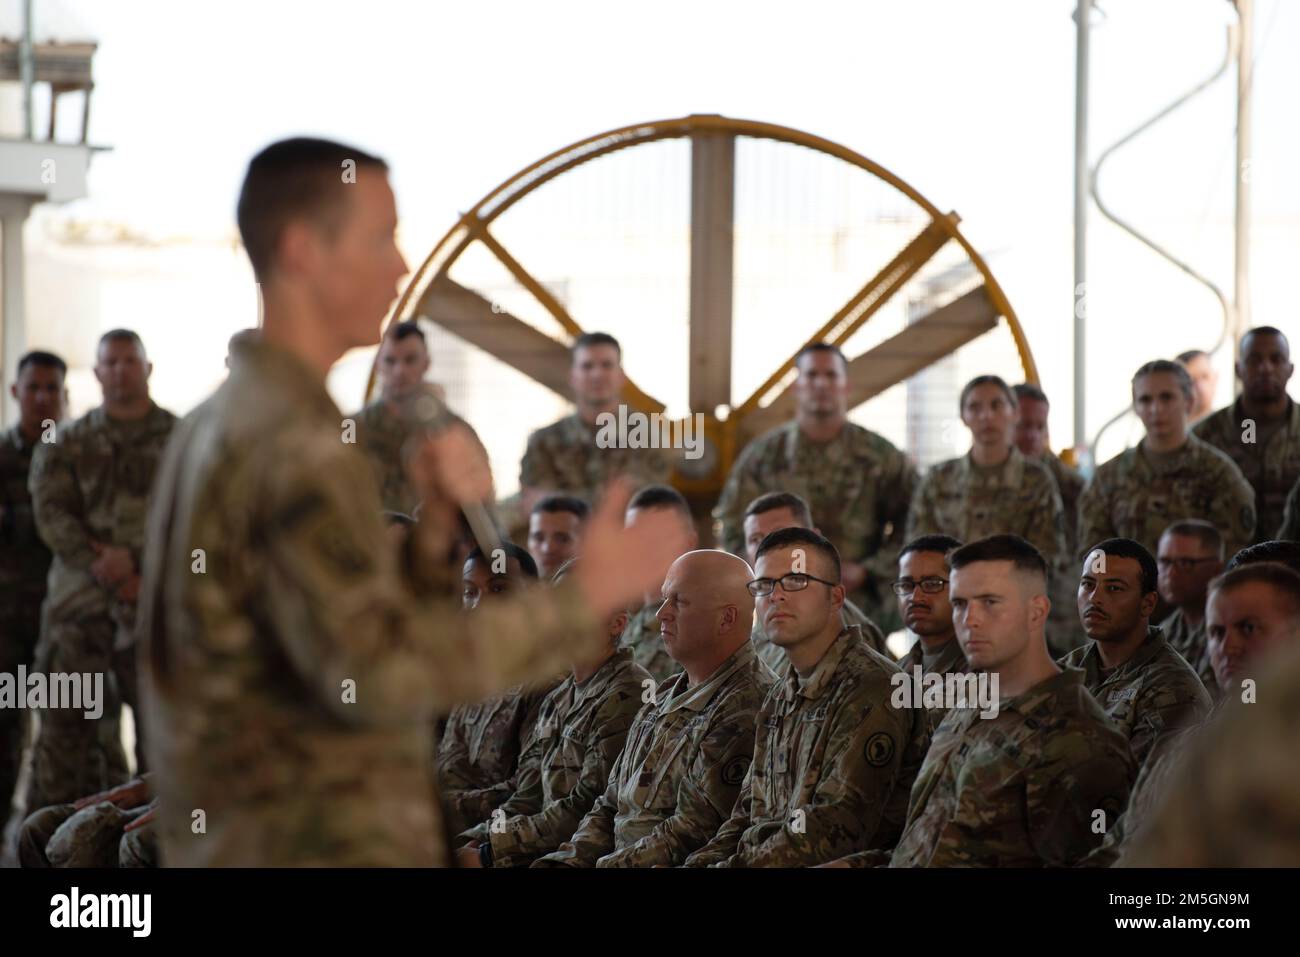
[1140,590,1159,618]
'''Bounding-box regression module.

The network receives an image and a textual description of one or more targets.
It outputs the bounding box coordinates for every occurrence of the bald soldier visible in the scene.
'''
[741,491,891,671]
[1156,520,1225,696]
[1079,359,1255,562]
[684,529,928,867]
[714,342,917,631]
[137,137,676,867]
[617,485,700,683]
[1193,327,1298,544]
[348,320,485,515]
[1064,539,1211,770]
[533,550,772,867]
[832,535,1132,867]
[27,329,177,809]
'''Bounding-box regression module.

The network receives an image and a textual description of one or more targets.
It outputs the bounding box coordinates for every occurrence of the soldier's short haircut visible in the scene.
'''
[1161,519,1225,561]
[531,494,591,522]
[386,320,426,345]
[1207,562,1300,618]
[900,535,965,568]
[627,484,691,519]
[754,526,841,583]
[1240,325,1289,358]
[16,350,67,378]
[1131,359,1193,401]
[1225,540,1300,574]
[959,374,1016,412]
[1176,349,1210,365]
[949,534,1047,586]
[1011,382,1048,406]
[464,540,539,579]
[1084,537,1158,594]
[794,341,847,370]
[237,137,388,281]
[743,491,813,528]
[571,331,621,359]
[98,329,146,358]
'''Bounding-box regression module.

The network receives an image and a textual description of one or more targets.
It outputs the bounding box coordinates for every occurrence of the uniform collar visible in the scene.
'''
[955,446,1025,486]
[573,647,635,707]
[1002,666,1084,717]
[904,634,966,673]
[231,338,340,423]
[1076,625,1167,687]
[777,626,858,703]
[659,641,756,715]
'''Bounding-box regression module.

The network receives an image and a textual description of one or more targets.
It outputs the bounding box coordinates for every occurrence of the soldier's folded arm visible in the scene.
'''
[1025,731,1134,867]
[28,440,97,570]
[1127,683,1210,772]
[681,766,753,867]
[530,756,623,867]
[260,435,602,725]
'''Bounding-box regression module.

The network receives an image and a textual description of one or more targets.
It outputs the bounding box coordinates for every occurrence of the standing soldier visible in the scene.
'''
[137,138,675,867]
[714,342,916,631]
[27,330,176,810]
[1079,360,1255,562]
[349,320,484,516]
[1192,327,1298,545]
[1176,349,1219,423]
[1,351,67,833]
[1013,382,1087,656]
[1155,520,1225,696]
[518,332,672,514]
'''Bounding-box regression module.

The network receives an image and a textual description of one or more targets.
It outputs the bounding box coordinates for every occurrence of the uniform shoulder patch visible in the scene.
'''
[864,731,896,768]
[721,754,750,787]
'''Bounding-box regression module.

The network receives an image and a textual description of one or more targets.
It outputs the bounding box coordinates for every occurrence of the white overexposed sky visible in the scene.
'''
[2,0,1297,480]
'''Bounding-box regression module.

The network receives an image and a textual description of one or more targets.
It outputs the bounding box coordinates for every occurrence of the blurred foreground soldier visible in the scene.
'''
[1013,382,1087,656]
[909,376,1067,568]
[137,138,675,867]
[349,320,483,515]
[1120,564,1300,866]
[534,550,771,867]
[714,342,916,630]
[1176,348,1218,422]
[741,491,889,671]
[1064,539,1210,770]
[0,350,67,833]
[19,774,155,868]
[1156,520,1225,696]
[438,543,559,833]
[683,529,927,867]
[891,535,970,732]
[1079,360,1255,561]
[856,536,1132,867]
[617,485,699,683]
[519,332,671,513]
[527,494,588,580]
[457,558,650,867]
[27,330,176,809]
[1193,328,1297,544]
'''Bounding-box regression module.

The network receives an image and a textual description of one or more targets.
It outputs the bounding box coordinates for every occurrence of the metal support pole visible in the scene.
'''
[1073,0,1092,452]
[688,128,735,414]
[1234,0,1253,357]
[0,197,35,428]
[20,0,35,140]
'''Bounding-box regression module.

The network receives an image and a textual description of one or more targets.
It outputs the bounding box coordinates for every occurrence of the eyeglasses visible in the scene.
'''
[890,577,949,597]
[746,573,839,598]
[1157,557,1218,573]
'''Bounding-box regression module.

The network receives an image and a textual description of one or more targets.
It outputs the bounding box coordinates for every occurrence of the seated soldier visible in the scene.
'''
[891,535,971,733]
[455,557,650,867]
[436,542,561,833]
[741,491,891,671]
[683,529,928,867]
[616,486,699,684]
[1225,539,1300,573]
[526,495,589,581]
[19,774,157,868]
[1156,520,1225,697]
[828,535,1133,867]
[1064,538,1211,771]
[533,550,771,867]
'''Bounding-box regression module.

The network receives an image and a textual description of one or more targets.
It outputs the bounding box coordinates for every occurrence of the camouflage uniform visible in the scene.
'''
[136,338,611,867]
[437,677,560,834]
[896,636,971,733]
[1160,607,1218,698]
[750,599,890,676]
[533,642,772,867]
[1059,626,1211,770]
[27,402,176,809]
[348,394,479,516]
[1120,641,1300,867]
[618,602,678,685]
[684,628,928,867]
[714,420,917,630]
[1040,453,1089,657]
[852,668,1133,867]
[459,648,651,866]
[0,424,53,831]
[1193,397,1300,546]
[1077,435,1256,561]
[1279,474,1300,541]
[17,796,154,868]
[520,413,673,504]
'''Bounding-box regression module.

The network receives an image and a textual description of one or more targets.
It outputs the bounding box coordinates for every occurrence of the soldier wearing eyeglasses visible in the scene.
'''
[1155,520,1226,697]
